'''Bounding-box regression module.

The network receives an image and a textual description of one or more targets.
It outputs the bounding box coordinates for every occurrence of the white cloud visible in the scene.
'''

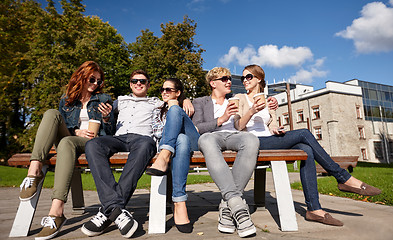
[335,1,393,53]
[289,58,328,84]
[219,44,313,68]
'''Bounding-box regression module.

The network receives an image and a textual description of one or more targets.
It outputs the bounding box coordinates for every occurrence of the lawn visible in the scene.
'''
[1,162,392,206]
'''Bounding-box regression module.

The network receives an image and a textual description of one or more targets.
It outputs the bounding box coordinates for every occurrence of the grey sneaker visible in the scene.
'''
[114,209,138,238]
[19,172,44,201]
[218,200,235,233]
[35,215,67,240]
[228,197,256,238]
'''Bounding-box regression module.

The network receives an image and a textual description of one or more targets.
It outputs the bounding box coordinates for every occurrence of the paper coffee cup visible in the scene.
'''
[88,119,101,137]
[228,97,240,108]
[253,93,266,104]
[168,99,179,108]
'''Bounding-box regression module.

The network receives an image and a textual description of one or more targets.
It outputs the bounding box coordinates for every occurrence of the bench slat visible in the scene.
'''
[7,150,308,167]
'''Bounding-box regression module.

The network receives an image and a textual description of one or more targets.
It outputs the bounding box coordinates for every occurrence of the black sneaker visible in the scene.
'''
[81,208,112,236]
[114,209,138,238]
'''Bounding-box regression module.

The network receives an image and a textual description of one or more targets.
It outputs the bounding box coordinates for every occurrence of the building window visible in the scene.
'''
[314,127,322,140]
[361,148,367,160]
[356,105,362,119]
[312,106,320,119]
[358,126,365,139]
[297,110,304,122]
[374,141,383,158]
[283,113,289,125]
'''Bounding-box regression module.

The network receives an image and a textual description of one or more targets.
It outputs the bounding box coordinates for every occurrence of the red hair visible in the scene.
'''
[65,61,105,106]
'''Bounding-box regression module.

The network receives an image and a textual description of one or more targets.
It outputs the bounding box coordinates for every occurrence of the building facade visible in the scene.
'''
[266,80,393,163]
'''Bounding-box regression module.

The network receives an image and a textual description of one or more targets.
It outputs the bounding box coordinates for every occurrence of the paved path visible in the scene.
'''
[2,172,393,239]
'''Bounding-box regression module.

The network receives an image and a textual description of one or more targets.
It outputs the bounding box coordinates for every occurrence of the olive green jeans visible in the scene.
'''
[30,109,89,202]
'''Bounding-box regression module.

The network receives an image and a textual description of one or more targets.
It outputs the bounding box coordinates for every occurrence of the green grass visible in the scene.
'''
[291,162,393,206]
[0,166,214,190]
[2,162,392,206]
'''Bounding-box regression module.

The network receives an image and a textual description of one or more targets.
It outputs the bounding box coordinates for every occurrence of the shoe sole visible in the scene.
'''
[218,225,236,234]
[122,219,138,238]
[81,225,105,237]
[35,219,67,240]
[238,226,256,238]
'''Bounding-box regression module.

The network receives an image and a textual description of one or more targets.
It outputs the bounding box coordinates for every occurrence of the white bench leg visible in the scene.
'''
[270,161,298,231]
[9,165,48,237]
[148,175,167,234]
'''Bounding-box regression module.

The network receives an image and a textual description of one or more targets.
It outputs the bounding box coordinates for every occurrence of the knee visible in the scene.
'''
[167,105,182,116]
[57,137,77,153]
[85,138,100,154]
[43,109,61,120]
[198,133,216,150]
[241,133,260,150]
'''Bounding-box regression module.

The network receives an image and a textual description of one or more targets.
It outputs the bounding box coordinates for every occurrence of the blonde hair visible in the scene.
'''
[205,67,231,85]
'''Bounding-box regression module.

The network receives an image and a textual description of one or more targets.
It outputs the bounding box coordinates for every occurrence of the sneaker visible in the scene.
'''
[114,209,138,238]
[81,208,112,236]
[35,215,67,240]
[218,200,235,233]
[19,172,44,201]
[228,197,256,238]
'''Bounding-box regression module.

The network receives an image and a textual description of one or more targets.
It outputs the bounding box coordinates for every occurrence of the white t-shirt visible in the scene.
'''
[245,97,272,137]
[79,109,89,130]
[213,98,237,132]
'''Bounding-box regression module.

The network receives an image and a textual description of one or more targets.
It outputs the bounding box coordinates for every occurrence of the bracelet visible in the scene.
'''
[103,115,110,119]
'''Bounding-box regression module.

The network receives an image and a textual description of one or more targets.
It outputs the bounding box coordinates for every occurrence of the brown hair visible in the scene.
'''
[65,61,104,106]
[160,78,185,120]
[243,64,265,92]
[130,69,150,81]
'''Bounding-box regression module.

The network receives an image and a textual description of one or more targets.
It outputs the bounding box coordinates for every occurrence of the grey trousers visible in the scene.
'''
[198,131,259,201]
[30,109,89,202]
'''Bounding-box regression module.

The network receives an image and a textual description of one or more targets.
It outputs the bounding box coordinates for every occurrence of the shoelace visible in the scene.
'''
[233,209,250,225]
[91,212,107,227]
[20,177,35,190]
[220,207,232,222]
[116,210,132,230]
[41,216,57,229]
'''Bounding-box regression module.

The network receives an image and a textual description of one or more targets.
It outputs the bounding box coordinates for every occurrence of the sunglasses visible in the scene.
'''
[89,77,103,86]
[160,87,177,93]
[213,76,232,83]
[240,74,254,83]
[130,79,148,84]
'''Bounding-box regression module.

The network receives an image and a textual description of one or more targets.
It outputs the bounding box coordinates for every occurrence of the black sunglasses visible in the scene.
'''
[240,74,254,83]
[160,87,177,93]
[89,77,103,86]
[213,76,232,83]
[130,79,148,84]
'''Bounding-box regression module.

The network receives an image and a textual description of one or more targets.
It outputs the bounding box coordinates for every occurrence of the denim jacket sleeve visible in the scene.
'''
[58,96,77,135]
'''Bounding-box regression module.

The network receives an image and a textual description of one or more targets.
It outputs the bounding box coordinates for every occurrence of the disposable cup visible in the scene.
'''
[253,93,266,104]
[88,119,101,137]
[228,97,240,108]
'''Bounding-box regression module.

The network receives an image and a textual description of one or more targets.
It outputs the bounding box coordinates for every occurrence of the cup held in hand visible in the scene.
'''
[88,119,101,137]
[228,97,240,108]
[253,93,266,104]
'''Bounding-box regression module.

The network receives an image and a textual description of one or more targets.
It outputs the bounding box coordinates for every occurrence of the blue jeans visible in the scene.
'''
[258,129,352,211]
[85,133,156,216]
[198,131,260,201]
[159,106,200,202]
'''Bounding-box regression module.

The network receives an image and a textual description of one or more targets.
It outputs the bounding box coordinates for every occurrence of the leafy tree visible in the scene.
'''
[129,16,209,99]
[1,0,131,156]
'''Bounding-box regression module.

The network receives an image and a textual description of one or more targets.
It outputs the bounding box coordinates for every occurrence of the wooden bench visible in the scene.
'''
[8,149,307,237]
[316,156,358,174]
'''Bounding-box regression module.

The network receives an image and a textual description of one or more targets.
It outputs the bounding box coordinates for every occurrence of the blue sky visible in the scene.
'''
[39,0,393,90]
